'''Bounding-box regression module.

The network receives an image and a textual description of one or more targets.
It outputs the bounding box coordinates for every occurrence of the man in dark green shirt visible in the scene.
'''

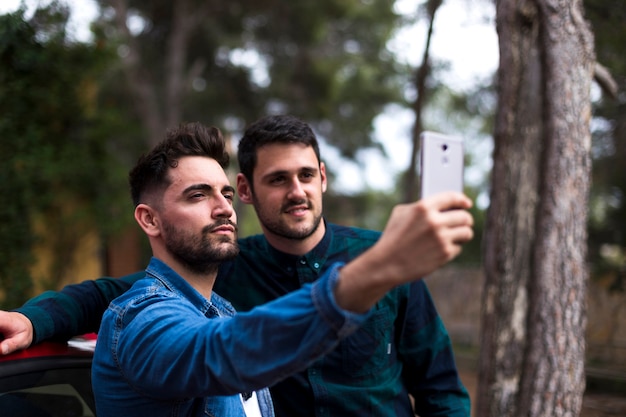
[0,115,474,416]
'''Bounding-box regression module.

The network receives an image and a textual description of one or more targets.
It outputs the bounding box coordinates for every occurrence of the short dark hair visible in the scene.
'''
[237,115,321,184]
[129,122,229,206]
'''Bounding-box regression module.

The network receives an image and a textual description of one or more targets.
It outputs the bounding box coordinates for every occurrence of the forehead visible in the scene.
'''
[255,143,318,174]
[167,156,230,188]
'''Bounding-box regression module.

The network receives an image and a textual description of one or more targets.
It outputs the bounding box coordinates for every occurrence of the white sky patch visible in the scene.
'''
[229,48,271,87]
[391,0,498,90]
[355,0,498,193]
[0,0,99,42]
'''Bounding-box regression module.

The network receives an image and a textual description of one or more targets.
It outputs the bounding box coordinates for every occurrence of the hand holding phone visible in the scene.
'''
[419,131,464,198]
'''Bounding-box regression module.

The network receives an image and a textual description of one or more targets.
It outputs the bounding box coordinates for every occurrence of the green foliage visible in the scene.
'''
[85,0,411,251]
[94,0,404,158]
[0,0,500,308]
[0,5,132,308]
[585,0,626,289]
[249,0,404,157]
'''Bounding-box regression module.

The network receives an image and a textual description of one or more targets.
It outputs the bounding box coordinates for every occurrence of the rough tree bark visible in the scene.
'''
[476,0,595,416]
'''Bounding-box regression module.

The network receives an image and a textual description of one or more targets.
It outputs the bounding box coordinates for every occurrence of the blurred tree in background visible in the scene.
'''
[0,3,134,308]
[586,0,626,291]
[2,4,626,410]
[91,0,404,153]
[7,0,626,409]
[0,0,506,308]
[0,0,416,308]
[87,0,413,237]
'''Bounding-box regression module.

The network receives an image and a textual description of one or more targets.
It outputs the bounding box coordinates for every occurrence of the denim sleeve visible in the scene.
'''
[115,263,370,398]
[15,272,143,344]
[398,281,471,417]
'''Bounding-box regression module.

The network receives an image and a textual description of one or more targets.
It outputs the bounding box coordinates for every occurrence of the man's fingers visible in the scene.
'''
[0,311,34,355]
[422,191,473,211]
[1,337,26,355]
[441,209,474,228]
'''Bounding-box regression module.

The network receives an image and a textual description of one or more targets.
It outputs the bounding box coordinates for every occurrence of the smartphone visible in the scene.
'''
[419,131,464,198]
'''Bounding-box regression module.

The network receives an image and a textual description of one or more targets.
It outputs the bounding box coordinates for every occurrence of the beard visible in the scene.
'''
[163,219,239,275]
[253,196,323,241]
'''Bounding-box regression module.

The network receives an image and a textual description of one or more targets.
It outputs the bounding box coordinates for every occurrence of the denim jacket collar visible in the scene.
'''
[145,257,236,318]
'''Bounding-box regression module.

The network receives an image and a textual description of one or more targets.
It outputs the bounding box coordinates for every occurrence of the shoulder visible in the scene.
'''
[328,222,381,241]
[107,278,195,324]
[326,223,381,256]
[237,233,268,251]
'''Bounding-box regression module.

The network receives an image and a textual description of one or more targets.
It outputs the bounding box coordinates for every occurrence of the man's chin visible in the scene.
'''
[280,225,319,241]
[217,243,240,260]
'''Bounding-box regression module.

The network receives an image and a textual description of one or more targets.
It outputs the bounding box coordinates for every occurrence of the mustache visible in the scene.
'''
[203,219,238,234]
[282,199,311,211]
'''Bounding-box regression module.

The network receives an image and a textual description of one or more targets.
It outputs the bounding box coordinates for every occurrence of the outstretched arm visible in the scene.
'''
[0,272,143,354]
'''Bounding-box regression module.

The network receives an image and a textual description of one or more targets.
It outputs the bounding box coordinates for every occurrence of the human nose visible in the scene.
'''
[287,178,306,199]
[212,194,234,218]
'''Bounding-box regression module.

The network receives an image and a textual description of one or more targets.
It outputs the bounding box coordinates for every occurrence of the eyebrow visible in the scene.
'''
[183,183,235,194]
[263,166,318,178]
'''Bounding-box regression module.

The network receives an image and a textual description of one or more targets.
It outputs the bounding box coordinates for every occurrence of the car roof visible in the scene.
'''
[0,334,95,378]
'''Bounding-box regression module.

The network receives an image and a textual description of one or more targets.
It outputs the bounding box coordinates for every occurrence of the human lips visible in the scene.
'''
[213,225,234,234]
[285,204,309,217]
[207,221,237,235]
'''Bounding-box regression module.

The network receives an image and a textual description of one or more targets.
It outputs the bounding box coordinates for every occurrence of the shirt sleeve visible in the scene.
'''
[14,272,143,344]
[397,281,471,416]
[114,263,370,398]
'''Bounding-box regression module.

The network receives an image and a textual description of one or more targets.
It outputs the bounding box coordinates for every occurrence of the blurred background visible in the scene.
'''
[0,0,624,411]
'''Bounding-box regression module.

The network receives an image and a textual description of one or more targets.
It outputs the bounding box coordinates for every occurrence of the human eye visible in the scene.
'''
[300,170,315,181]
[185,185,210,201]
[189,192,206,200]
[269,175,286,185]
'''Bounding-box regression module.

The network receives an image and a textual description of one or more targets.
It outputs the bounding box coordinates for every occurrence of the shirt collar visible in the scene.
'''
[262,219,332,269]
[145,256,235,317]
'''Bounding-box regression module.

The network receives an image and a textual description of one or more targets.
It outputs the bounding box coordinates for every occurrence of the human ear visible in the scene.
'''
[236,173,254,205]
[320,161,328,193]
[134,204,160,237]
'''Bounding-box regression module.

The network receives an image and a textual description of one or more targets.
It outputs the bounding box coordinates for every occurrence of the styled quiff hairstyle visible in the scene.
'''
[129,122,229,206]
[237,115,321,188]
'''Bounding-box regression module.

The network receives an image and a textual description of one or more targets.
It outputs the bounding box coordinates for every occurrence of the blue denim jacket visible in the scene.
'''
[92,257,367,417]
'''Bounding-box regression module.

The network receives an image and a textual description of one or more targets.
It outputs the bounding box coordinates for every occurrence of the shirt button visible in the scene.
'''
[300,259,306,265]
[313,262,320,269]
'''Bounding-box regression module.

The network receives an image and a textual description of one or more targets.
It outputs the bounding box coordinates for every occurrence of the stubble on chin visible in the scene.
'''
[268,212,322,241]
[253,194,323,241]
[166,228,239,276]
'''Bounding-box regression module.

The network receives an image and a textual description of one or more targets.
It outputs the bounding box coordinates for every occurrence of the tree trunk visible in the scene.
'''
[476,0,595,416]
[110,0,210,146]
[403,0,440,203]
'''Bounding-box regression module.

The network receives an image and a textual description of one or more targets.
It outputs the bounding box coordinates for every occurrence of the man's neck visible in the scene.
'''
[154,251,217,299]
[184,272,217,300]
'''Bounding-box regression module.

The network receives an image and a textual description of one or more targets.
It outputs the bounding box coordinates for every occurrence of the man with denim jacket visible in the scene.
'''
[93,122,368,417]
[2,116,475,416]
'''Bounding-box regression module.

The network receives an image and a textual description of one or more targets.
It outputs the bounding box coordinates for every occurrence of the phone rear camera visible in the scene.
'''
[442,144,448,151]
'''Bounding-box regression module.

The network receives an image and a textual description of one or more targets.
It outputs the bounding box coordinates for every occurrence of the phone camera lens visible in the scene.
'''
[442,144,448,152]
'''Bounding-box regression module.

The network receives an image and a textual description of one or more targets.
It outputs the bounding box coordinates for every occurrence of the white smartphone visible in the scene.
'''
[419,131,464,198]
